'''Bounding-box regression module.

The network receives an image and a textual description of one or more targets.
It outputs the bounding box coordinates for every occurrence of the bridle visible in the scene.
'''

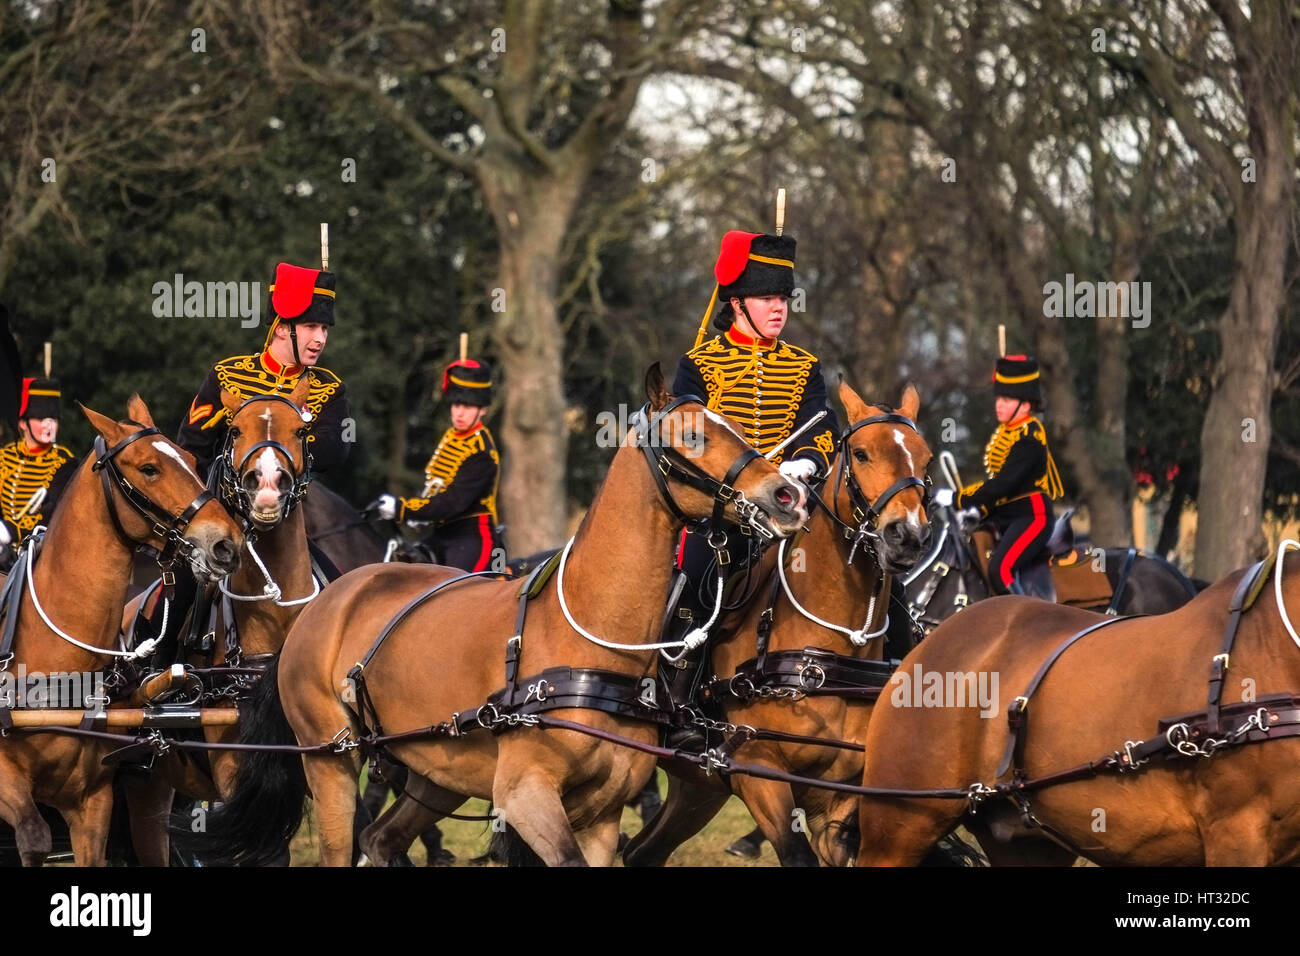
[92,426,216,571]
[214,394,313,525]
[633,395,782,552]
[814,412,931,564]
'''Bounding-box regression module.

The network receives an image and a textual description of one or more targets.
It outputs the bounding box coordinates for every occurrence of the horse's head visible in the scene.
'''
[218,378,313,531]
[835,381,932,574]
[81,395,244,582]
[637,363,808,539]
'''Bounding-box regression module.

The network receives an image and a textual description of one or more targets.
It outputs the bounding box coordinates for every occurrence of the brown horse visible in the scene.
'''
[0,396,243,866]
[624,383,933,867]
[120,379,318,865]
[201,366,810,866]
[856,548,1300,866]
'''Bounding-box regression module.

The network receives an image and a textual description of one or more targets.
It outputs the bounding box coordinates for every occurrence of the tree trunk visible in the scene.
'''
[479,161,584,555]
[1192,5,1295,580]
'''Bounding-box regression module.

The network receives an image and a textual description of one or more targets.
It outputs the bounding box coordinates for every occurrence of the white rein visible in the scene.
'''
[776,536,890,648]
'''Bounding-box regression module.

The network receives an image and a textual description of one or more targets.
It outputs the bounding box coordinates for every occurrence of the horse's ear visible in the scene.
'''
[899,383,920,421]
[125,394,156,429]
[645,362,672,412]
[219,388,242,416]
[80,402,123,444]
[289,376,311,409]
[838,378,869,423]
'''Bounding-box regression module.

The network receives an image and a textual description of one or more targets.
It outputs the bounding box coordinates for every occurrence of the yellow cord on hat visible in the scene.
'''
[693,284,720,351]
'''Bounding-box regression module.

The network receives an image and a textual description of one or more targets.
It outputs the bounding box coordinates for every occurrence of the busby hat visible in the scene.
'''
[694,231,797,348]
[992,355,1042,405]
[265,262,336,329]
[442,359,493,407]
[20,377,61,420]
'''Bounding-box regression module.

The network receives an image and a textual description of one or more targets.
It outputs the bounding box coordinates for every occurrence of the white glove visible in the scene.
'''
[779,458,818,482]
[375,494,398,521]
[0,523,11,547]
[957,506,981,529]
[932,488,954,508]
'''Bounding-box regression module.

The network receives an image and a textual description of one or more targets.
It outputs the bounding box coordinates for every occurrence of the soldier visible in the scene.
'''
[373,358,501,572]
[933,354,1064,596]
[0,378,77,564]
[138,261,351,658]
[366,357,500,865]
[661,229,839,735]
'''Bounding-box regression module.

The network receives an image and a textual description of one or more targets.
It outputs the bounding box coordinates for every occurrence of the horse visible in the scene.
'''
[856,546,1300,866]
[197,365,810,866]
[119,379,320,865]
[623,383,933,867]
[303,480,391,572]
[0,395,243,866]
[903,504,1200,633]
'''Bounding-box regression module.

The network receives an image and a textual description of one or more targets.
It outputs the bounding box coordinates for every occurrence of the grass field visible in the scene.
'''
[289,770,777,866]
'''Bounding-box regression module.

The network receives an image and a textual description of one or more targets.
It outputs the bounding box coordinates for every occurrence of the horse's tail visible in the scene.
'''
[176,654,308,866]
[488,823,546,867]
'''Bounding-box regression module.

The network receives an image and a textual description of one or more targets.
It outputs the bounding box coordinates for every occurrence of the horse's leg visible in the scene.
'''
[574,811,623,867]
[622,770,730,867]
[1203,809,1270,866]
[301,754,361,867]
[120,772,175,867]
[809,792,860,867]
[0,777,52,867]
[732,775,818,867]
[964,816,1076,866]
[61,782,115,867]
[493,770,586,867]
[857,796,965,866]
[358,776,464,867]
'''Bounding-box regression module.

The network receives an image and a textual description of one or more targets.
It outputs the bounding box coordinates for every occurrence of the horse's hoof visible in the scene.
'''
[355,853,371,868]
[724,837,762,859]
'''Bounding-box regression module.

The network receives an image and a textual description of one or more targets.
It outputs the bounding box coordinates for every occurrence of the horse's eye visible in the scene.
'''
[228,428,241,439]
[139,463,161,478]
[853,449,869,463]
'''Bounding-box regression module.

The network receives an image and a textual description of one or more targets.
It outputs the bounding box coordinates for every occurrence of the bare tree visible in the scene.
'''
[255,0,714,554]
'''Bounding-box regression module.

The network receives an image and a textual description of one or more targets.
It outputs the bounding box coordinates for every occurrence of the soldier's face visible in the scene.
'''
[735,295,788,340]
[994,396,1025,423]
[450,403,485,432]
[20,418,58,446]
[271,322,329,366]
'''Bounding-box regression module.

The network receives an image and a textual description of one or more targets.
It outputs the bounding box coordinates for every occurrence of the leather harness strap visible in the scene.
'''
[1105,547,1139,616]
[998,615,1132,779]
[1207,557,1272,735]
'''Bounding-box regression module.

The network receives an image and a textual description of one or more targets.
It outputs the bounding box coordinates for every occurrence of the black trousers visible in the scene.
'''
[421,514,500,572]
[987,493,1054,595]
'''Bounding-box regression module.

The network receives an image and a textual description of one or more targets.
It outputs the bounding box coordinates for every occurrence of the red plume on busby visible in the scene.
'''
[694,230,797,347]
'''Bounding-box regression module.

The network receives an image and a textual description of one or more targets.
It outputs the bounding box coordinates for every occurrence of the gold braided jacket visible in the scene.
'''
[0,441,77,539]
[673,329,837,471]
[400,424,500,526]
[959,415,1064,515]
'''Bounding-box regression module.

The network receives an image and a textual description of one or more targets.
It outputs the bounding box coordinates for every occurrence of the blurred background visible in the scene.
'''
[2,0,1297,578]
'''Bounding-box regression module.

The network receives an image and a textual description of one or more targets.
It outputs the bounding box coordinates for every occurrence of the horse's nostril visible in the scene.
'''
[212,538,238,568]
[774,486,794,510]
[242,472,259,494]
[277,470,291,493]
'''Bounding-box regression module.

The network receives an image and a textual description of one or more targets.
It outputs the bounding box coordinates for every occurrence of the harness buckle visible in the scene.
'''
[1213,652,1230,670]
[933,561,950,577]
[797,662,826,690]
[330,728,360,753]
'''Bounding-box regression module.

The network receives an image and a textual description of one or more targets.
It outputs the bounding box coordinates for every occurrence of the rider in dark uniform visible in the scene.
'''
[374,358,501,571]
[0,378,77,566]
[138,261,351,659]
[939,355,1063,596]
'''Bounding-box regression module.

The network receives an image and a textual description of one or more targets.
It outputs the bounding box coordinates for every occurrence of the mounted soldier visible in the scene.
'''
[932,354,1063,599]
[137,259,352,661]
[0,377,77,566]
[373,355,502,572]
[662,223,840,727]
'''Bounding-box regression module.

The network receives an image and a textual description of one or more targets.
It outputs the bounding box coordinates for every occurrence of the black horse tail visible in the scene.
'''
[487,823,546,867]
[175,654,308,866]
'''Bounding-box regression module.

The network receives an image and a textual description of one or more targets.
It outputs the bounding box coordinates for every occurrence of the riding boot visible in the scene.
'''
[661,644,709,751]
[138,569,199,670]
[884,576,921,660]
